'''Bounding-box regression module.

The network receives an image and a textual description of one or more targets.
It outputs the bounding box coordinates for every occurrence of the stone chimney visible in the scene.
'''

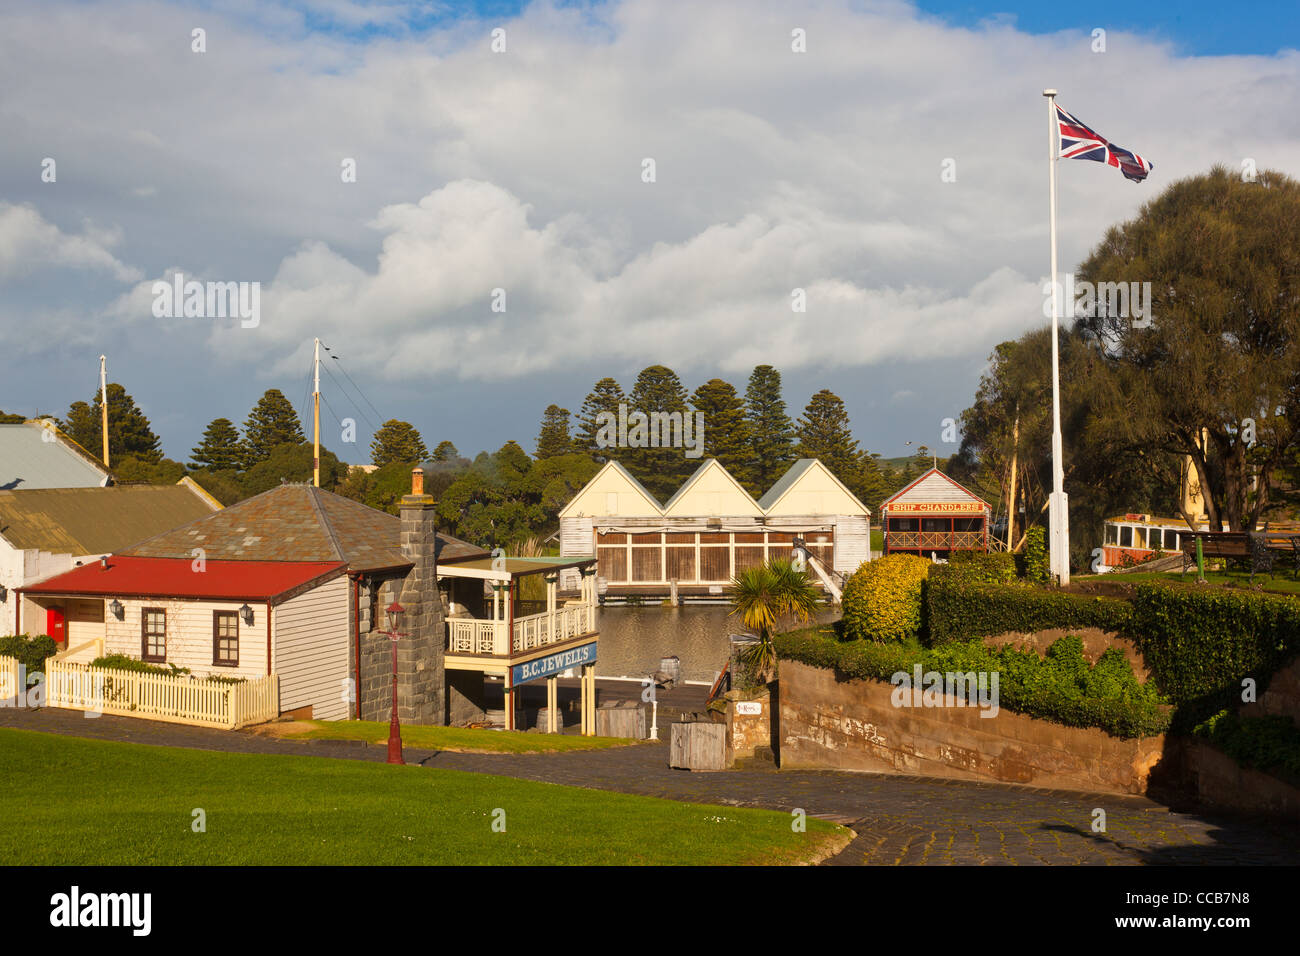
[397,467,443,723]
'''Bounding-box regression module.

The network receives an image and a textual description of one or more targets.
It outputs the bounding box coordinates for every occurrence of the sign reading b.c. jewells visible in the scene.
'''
[511,642,598,686]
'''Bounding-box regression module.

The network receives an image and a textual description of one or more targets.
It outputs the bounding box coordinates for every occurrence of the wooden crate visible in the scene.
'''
[669,721,727,771]
[595,703,646,739]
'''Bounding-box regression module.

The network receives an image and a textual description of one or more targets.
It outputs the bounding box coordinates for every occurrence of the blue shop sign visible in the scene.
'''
[511,642,597,686]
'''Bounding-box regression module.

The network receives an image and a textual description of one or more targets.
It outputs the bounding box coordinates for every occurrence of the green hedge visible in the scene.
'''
[841,554,932,642]
[0,634,58,676]
[1193,710,1300,780]
[89,655,190,677]
[774,628,1169,739]
[1128,584,1300,728]
[945,551,1017,586]
[925,571,1132,645]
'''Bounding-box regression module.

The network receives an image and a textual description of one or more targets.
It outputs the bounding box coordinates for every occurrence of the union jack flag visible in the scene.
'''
[1056,103,1153,183]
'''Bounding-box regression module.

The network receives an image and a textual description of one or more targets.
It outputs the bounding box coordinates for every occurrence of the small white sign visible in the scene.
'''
[708,585,723,594]
[736,701,762,716]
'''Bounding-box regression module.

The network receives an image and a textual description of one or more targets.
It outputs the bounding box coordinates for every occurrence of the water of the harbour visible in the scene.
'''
[593,604,839,684]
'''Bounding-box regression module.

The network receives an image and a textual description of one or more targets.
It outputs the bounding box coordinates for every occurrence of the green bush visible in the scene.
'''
[1128,584,1300,728]
[925,573,1132,645]
[774,627,1169,739]
[841,554,932,642]
[1021,526,1049,583]
[945,551,1017,586]
[89,654,190,677]
[1193,710,1300,779]
[0,634,58,675]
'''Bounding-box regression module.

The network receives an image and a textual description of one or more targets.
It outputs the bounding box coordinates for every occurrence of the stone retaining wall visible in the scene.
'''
[778,659,1165,794]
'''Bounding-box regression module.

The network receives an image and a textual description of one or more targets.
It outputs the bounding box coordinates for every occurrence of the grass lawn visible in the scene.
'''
[0,729,846,865]
[269,719,640,753]
[1076,569,1300,595]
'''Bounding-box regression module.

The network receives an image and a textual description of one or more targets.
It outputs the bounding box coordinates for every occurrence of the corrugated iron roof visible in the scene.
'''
[117,483,487,571]
[20,556,345,602]
[0,484,219,554]
[0,422,110,490]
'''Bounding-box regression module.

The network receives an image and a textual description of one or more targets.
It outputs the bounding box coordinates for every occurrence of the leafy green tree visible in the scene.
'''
[574,377,627,456]
[370,419,428,467]
[795,389,860,487]
[190,418,245,471]
[114,456,187,484]
[745,365,795,492]
[63,383,162,464]
[0,410,25,424]
[535,405,573,460]
[1075,165,1300,532]
[239,442,345,498]
[691,378,755,490]
[627,365,693,498]
[243,389,305,465]
[432,440,460,462]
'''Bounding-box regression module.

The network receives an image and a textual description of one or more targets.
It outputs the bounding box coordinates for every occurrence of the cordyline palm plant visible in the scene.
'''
[727,558,822,684]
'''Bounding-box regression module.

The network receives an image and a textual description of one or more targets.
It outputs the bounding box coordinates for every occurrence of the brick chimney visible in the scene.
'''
[396,466,443,723]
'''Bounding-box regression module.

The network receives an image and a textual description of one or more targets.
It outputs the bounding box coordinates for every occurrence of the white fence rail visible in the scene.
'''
[43,658,279,729]
[0,655,21,701]
[448,602,597,657]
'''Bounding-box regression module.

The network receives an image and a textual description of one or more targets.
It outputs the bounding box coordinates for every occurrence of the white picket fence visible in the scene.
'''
[42,658,279,729]
[0,655,20,702]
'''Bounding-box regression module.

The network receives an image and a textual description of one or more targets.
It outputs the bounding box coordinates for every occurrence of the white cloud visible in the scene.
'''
[2,0,1298,420]
[0,203,141,282]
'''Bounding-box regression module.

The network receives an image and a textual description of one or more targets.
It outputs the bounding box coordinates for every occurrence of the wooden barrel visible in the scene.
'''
[659,656,682,684]
[534,707,564,733]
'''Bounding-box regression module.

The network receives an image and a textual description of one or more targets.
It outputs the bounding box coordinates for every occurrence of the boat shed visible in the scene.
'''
[880,468,990,557]
[558,458,870,600]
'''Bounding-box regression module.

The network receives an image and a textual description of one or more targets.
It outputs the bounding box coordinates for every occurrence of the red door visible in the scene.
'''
[46,607,66,645]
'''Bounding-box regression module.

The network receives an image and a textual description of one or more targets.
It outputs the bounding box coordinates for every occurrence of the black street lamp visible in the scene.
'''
[385,601,406,765]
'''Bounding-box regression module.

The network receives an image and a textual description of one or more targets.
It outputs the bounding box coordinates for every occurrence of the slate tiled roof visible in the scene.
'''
[117,484,487,571]
[0,484,219,555]
[0,422,110,490]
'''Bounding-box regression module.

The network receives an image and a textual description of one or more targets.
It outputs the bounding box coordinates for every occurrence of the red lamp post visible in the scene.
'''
[385,601,406,765]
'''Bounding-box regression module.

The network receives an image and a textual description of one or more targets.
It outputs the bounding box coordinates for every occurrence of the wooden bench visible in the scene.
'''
[1181,530,1299,581]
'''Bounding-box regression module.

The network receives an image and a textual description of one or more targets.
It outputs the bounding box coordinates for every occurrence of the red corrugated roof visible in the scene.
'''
[19,556,346,602]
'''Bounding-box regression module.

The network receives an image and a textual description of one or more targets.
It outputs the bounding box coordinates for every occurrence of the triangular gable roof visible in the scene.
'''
[881,468,991,509]
[662,459,764,517]
[758,458,870,516]
[558,460,663,518]
[118,483,487,571]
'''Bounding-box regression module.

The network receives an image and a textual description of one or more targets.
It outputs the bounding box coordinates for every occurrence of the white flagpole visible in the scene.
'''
[1043,89,1070,584]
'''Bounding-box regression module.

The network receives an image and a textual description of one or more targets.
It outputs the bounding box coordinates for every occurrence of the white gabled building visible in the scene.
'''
[558,458,870,600]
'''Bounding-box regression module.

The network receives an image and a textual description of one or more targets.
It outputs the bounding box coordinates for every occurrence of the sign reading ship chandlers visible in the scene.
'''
[887,502,985,515]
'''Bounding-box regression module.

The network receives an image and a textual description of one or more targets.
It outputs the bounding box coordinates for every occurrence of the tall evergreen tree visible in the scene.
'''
[370,419,428,466]
[574,378,627,456]
[690,378,755,490]
[627,365,693,498]
[795,389,860,487]
[63,383,162,463]
[190,418,245,471]
[535,405,573,459]
[745,365,795,493]
[432,440,460,462]
[243,389,305,464]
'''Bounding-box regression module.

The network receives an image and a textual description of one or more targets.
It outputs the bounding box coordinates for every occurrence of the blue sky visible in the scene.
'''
[913,0,1298,57]
[1,0,1297,465]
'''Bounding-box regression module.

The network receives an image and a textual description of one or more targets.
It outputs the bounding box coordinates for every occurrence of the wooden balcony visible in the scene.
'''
[888,530,985,550]
[447,602,597,657]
